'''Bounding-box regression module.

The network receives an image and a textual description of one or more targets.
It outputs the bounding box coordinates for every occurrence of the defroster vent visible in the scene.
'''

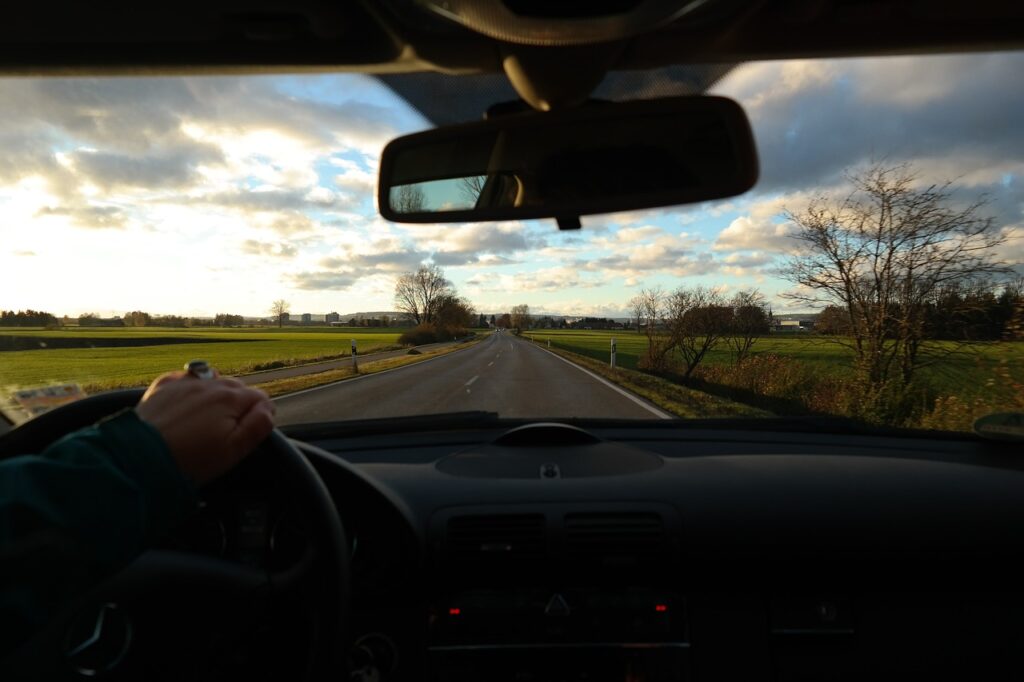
[565,512,666,561]
[447,514,547,561]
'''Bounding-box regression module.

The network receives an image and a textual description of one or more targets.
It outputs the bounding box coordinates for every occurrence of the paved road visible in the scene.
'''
[236,340,459,386]
[273,332,672,424]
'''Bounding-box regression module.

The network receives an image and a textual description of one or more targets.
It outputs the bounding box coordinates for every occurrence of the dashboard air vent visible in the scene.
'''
[565,512,666,561]
[447,514,546,561]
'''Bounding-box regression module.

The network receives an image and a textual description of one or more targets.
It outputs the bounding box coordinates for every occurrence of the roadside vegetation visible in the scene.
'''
[530,331,1023,429]
[523,164,1023,432]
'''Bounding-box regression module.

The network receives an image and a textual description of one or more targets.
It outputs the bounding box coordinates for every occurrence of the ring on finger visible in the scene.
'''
[185,359,216,380]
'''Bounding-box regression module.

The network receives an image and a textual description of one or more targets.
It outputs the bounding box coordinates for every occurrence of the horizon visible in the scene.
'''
[2,307,824,322]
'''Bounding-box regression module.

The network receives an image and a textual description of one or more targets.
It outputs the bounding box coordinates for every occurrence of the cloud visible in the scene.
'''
[529,300,628,318]
[714,52,1024,196]
[0,76,400,234]
[36,204,127,229]
[332,157,377,194]
[713,216,795,253]
[1001,225,1024,265]
[319,246,426,274]
[572,228,718,281]
[241,239,298,259]
[408,222,540,267]
[68,141,223,191]
[189,187,357,213]
[466,267,606,294]
[12,250,36,257]
[288,271,359,290]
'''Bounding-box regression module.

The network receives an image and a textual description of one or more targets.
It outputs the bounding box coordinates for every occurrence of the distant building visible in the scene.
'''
[771,314,816,332]
[301,313,312,324]
[325,312,340,323]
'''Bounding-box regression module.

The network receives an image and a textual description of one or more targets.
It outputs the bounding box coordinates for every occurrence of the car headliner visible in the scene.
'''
[0,0,1020,78]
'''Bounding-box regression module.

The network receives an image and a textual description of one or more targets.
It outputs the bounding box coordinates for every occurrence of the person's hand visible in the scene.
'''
[135,371,276,485]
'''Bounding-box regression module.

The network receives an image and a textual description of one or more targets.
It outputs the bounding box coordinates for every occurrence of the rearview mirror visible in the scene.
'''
[378,96,758,226]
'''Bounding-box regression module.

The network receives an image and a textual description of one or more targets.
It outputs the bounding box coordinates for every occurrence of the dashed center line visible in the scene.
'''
[487,361,494,367]
[465,375,479,387]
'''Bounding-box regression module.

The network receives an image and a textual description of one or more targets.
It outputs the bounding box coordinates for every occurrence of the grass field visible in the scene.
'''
[0,327,405,394]
[524,329,1024,405]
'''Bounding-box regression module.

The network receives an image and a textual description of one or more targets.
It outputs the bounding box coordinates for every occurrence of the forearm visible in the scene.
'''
[0,410,198,653]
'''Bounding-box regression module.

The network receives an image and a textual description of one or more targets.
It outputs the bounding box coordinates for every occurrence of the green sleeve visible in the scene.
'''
[0,409,198,654]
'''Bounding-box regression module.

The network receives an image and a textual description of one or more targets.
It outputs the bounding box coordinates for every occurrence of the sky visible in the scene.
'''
[1,51,1022,319]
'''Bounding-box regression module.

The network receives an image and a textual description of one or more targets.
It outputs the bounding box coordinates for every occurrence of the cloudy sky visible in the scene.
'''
[1,51,1022,318]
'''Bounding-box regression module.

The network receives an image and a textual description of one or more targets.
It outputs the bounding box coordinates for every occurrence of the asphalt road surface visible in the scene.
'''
[273,332,672,424]
[236,339,458,385]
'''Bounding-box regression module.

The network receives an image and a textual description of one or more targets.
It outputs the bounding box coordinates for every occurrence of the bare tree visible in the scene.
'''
[270,299,290,328]
[394,265,452,324]
[458,175,487,207]
[783,163,1008,388]
[393,184,426,213]
[510,304,532,332]
[726,289,770,363]
[637,287,675,372]
[666,286,729,379]
[628,294,645,334]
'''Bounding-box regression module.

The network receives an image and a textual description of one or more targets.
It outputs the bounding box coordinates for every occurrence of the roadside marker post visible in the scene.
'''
[351,339,358,372]
[610,338,617,368]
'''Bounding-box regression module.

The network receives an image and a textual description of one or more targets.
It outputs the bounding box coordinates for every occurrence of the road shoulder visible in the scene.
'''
[524,338,770,419]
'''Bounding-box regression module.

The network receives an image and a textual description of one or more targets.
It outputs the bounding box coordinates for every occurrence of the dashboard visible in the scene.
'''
[183,418,1024,681]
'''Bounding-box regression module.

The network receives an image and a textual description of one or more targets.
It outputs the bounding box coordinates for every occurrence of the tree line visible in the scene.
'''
[618,163,1021,427]
[627,287,771,378]
[0,310,60,327]
[813,280,1022,342]
[0,311,255,328]
[83,312,248,327]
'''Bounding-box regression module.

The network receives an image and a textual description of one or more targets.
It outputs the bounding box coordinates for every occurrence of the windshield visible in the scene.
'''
[1,53,1021,432]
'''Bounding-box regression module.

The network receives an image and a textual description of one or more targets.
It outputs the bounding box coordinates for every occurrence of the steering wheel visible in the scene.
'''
[0,389,350,681]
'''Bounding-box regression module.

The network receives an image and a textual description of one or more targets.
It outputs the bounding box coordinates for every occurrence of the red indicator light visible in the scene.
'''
[449,608,461,616]
[655,604,668,612]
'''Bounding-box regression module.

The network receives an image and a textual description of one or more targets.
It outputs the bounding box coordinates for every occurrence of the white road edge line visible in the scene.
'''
[272,344,475,401]
[530,341,674,420]
[465,375,479,387]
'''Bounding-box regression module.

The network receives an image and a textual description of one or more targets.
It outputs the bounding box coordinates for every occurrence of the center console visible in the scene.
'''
[428,587,688,682]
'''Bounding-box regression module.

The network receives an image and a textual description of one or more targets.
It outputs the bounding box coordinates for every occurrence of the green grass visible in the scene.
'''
[0,327,405,394]
[524,330,1024,405]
